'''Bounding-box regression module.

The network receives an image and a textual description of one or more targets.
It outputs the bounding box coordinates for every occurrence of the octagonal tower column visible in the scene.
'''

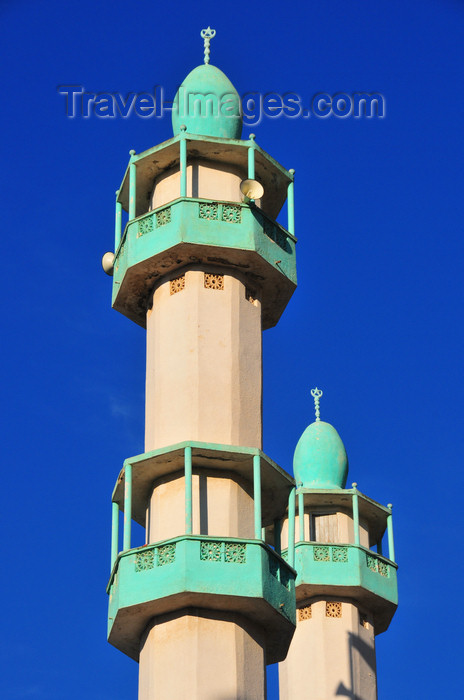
[144,260,262,453]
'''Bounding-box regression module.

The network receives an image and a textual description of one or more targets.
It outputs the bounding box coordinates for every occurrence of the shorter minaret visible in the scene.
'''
[278,390,398,700]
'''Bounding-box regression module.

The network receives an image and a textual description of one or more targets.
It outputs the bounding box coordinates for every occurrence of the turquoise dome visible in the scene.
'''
[172,64,242,139]
[293,421,348,489]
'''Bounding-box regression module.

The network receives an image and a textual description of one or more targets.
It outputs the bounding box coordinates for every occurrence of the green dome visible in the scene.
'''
[172,64,243,139]
[293,421,348,489]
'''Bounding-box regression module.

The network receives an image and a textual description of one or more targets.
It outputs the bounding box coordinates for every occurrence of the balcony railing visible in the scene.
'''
[110,442,297,574]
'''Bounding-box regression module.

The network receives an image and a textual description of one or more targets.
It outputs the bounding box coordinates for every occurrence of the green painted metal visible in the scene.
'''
[185,446,193,535]
[129,150,136,221]
[352,484,360,546]
[287,169,295,236]
[274,518,281,556]
[387,505,395,563]
[171,64,243,139]
[253,454,262,539]
[111,501,119,571]
[248,134,256,180]
[293,420,348,489]
[107,534,296,662]
[287,487,296,567]
[111,196,297,330]
[179,127,187,197]
[123,463,132,551]
[114,191,122,251]
[377,538,383,556]
[298,491,304,542]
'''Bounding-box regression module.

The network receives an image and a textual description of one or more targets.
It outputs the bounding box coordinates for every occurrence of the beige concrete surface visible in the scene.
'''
[280,508,370,549]
[279,598,377,700]
[146,469,255,542]
[145,269,262,452]
[150,159,262,210]
[139,609,266,700]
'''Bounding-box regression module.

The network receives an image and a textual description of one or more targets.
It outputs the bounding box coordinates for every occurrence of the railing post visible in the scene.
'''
[129,149,136,220]
[114,190,122,251]
[253,454,262,539]
[377,537,383,556]
[123,463,132,551]
[248,134,256,180]
[352,482,360,546]
[111,501,119,570]
[287,169,295,236]
[185,446,193,535]
[288,487,296,567]
[298,489,305,542]
[274,518,281,556]
[387,504,395,563]
[180,125,187,197]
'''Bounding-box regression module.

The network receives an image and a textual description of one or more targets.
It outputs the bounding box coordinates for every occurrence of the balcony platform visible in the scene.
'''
[107,535,296,665]
[286,542,398,634]
[112,197,297,329]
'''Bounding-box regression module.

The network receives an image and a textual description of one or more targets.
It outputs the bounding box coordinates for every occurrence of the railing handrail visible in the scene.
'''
[114,196,296,260]
[107,533,296,592]
[288,540,398,568]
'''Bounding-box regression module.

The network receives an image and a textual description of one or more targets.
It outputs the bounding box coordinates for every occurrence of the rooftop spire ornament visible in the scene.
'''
[201,26,216,64]
[311,387,323,421]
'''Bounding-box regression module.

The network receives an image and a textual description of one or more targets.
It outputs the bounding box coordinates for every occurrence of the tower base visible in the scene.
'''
[139,608,266,700]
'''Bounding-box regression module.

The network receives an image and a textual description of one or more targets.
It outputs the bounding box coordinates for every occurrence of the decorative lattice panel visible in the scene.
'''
[298,605,312,621]
[224,542,246,564]
[378,560,389,577]
[157,543,176,566]
[222,204,241,223]
[313,546,330,562]
[366,554,378,572]
[200,540,222,562]
[204,273,224,290]
[170,275,185,295]
[332,546,348,563]
[138,217,154,236]
[199,202,219,220]
[135,550,155,572]
[326,602,342,618]
[156,207,171,226]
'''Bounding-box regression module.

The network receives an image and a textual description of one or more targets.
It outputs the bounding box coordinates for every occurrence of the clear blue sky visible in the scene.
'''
[1,0,463,698]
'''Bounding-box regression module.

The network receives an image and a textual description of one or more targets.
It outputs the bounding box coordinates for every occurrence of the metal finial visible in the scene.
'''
[201,26,216,64]
[311,387,323,421]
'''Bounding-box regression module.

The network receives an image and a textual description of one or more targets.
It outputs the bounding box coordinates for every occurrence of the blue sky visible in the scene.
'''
[1,0,463,697]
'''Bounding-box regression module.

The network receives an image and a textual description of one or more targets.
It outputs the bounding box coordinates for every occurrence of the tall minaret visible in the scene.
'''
[104,29,298,699]
[278,390,398,700]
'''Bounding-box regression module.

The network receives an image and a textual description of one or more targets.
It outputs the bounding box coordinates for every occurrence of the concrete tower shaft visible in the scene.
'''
[145,267,262,452]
